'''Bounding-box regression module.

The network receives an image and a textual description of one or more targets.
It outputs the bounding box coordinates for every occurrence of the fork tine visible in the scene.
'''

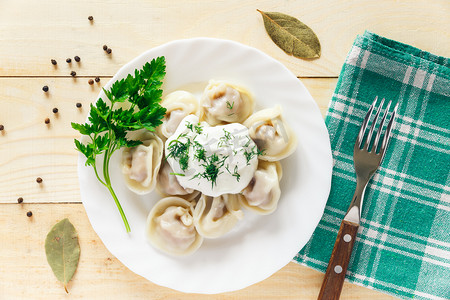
[365,98,385,150]
[373,100,392,153]
[380,103,398,157]
[357,97,377,148]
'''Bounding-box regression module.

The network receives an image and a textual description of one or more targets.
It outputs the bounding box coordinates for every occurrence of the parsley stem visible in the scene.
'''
[102,136,131,233]
[93,164,106,186]
[105,177,130,233]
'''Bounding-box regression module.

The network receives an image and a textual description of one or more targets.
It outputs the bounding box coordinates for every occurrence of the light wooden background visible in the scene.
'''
[1,0,448,299]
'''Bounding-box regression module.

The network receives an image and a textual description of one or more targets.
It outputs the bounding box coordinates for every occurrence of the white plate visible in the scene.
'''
[78,38,332,294]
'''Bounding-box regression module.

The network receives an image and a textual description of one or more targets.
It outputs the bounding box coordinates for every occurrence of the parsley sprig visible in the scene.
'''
[71,57,167,233]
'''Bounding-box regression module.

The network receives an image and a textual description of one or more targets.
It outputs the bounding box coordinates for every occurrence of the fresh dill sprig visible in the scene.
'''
[71,56,167,233]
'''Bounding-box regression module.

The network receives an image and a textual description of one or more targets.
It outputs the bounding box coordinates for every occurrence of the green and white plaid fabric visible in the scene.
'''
[294,31,450,300]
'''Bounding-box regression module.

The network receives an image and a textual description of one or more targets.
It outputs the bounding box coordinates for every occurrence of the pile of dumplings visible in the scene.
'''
[121,80,297,256]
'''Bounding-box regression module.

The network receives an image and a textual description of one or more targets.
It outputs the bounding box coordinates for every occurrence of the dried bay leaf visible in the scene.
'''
[257,10,321,59]
[45,218,80,293]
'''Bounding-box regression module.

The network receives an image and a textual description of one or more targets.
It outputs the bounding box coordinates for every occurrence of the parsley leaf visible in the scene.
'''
[71,56,167,233]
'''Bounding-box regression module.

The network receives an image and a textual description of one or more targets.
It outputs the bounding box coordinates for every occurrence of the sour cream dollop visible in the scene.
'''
[165,114,258,197]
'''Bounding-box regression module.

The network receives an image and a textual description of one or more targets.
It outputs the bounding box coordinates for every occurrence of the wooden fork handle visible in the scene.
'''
[317,220,359,300]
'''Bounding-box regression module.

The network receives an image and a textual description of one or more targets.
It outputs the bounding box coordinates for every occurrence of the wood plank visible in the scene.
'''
[0,77,105,203]
[0,203,396,299]
[0,0,448,77]
[0,77,335,203]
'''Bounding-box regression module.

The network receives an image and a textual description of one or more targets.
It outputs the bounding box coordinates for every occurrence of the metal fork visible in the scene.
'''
[318,97,398,300]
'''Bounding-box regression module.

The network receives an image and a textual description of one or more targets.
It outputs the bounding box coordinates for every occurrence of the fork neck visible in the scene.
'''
[343,178,368,224]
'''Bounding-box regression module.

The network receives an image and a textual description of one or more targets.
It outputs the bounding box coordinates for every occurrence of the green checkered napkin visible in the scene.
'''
[294,31,450,300]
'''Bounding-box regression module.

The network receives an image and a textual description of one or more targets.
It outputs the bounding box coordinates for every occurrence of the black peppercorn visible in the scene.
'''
[88,16,93,21]
[66,58,72,63]
[103,45,108,51]
[51,59,57,65]
[71,71,76,77]
[36,177,43,183]
[76,102,82,108]
[44,118,50,124]
[0,125,4,131]
[88,79,94,85]
[27,211,33,217]
[42,85,49,92]
[106,48,112,54]
[52,108,58,114]
[95,76,100,83]
[74,56,80,62]
[17,197,23,203]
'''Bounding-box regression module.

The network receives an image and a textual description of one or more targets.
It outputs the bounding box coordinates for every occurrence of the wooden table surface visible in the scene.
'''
[1,1,448,299]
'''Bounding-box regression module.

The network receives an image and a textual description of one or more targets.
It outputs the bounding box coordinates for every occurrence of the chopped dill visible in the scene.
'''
[167,138,190,159]
[243,136,251,148]
[192,152,227,188]
[186,121,203,134]
[226,101,234,110]
[256,147,265,156]
[223,129,232,140]
[179,154,189,171]
[194,123,203,134]
[167,133,191,171]
[243,146,259,165]
[195,147,206,162]
[170,172,185,176]
[209,153,220,164]
[232,165,240,182]
[204,163,221,187]
[218,129,233,148]
[225,164,240,182]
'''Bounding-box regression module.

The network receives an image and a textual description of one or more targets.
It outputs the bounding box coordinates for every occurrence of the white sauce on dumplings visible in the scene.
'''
[165,114,258,197]
[143,80,298,257]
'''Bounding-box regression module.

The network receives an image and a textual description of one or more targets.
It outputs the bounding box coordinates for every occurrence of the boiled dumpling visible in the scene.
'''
[193,194,244,238]
[200,80,254,126]
[243,105,297,161]
[240,160,282,215]
[156,159,200,200]
[146,197,203,256]
[121,130,163,195]
[160,91,199,138]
